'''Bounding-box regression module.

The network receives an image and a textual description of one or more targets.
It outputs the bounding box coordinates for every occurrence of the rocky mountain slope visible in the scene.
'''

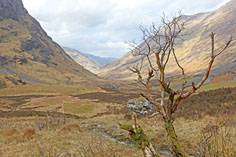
[98,0,236,80]
[0,0,98,85]
[63,47,115,73]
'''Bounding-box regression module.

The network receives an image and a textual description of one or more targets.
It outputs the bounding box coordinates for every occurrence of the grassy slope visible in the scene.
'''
[63,47,103,74]
[98,0,236,80]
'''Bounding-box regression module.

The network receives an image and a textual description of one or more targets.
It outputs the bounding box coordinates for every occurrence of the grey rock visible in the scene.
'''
[10,31,17,36]
[126,97,155,115]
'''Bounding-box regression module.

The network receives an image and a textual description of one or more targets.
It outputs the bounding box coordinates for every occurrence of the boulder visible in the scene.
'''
[126,97,155,115]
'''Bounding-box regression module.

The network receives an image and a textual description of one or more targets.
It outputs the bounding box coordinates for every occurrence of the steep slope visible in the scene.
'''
[98,0,236,79]
[0,0,98,85]
[63,47,116,73]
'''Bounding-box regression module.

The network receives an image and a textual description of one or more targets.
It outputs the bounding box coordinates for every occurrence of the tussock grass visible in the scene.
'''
[0,117,141,157]
[0,84,235,156]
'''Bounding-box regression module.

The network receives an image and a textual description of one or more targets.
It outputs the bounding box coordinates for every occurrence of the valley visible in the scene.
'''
[0,0,236,156]
[63,47,116,74]
[0,80,236,156]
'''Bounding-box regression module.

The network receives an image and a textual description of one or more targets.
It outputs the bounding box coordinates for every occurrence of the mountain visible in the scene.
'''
[84,53,116,67]
[0,0,98,85]
[63,47,116,73]
[98,0,236,80]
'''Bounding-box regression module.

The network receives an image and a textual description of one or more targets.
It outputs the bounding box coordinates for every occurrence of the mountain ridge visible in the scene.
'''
[63,47,116,73]
[98,0,236,80]
[0,0,99,85]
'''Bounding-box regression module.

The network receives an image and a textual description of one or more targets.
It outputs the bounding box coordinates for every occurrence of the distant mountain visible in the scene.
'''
[63,47,116,73]
[0,0,98,85]
[84,53,116,67]
[98,0,236,79]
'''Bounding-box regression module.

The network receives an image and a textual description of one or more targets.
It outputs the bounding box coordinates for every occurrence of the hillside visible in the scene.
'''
[63,47,116,73]
[98,0,236,80]
[0,0,98,85]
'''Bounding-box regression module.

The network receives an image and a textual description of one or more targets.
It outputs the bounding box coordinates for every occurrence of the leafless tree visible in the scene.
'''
[122,13,235,157]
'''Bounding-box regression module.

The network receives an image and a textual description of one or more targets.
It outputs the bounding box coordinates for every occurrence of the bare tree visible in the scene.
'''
[121,13,234,157]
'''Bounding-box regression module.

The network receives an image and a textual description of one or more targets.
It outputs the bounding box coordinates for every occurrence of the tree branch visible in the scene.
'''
[172,33,234,113]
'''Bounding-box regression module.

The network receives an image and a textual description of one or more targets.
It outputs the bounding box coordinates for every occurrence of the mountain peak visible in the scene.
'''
[0,0,98,84]
[0,0,27,20]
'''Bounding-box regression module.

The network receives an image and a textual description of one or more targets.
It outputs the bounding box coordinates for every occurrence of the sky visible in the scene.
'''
[22,0,230,58]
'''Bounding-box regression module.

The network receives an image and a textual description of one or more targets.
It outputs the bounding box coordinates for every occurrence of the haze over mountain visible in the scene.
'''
[0,0,98,85]
[98,0,236,80]
[63,47,116,73]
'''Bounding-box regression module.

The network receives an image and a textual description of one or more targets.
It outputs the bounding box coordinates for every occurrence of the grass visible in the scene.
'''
[46,97,60,104]
[199,80,236,91]
[0,83,236,156]
[64,103,94,114]
[209,74,235,84]
[0,117,142,157]
[0,84,101,96]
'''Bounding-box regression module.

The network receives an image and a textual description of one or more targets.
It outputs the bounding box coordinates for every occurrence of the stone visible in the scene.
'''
[126,97,155,115]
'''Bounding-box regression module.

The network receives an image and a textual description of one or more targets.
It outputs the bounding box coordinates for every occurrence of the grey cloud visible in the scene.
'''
[22,0,230,58]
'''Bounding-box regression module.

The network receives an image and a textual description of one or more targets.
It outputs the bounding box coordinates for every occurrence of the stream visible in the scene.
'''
[91,129,172,156]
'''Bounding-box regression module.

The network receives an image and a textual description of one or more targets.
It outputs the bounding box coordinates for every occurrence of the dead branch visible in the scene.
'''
[172,33,234,113]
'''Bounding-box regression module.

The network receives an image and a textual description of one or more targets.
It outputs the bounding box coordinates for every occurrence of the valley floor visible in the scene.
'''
[0,82,236,156]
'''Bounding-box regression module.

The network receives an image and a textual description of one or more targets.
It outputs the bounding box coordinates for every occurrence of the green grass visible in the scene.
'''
[64,103,94,114]
[0,84,100,96]
[199,80,236,92]
[137,97,145,102]
[68,85,98,95]
[46,98,61,105]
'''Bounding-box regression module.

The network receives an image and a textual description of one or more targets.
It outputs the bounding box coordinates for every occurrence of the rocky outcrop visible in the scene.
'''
[0,0,27,20]
[126,97,155,115]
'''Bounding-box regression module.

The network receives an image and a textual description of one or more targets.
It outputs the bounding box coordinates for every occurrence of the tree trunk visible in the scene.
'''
[165,119,189,157]
[142,142,159,157]
[120,115,160,157]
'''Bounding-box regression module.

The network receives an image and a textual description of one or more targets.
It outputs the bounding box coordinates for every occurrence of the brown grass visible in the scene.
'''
[1,128,18,137]
[59,123,80,132]
[176,87,236,119]
[23,127,36,139]
[0,117,142,156]
[0,84,235,156]
[209,74,234,84]
[199,119,236,156]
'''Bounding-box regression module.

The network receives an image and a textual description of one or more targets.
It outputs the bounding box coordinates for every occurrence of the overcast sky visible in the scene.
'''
[22,0,230,58]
